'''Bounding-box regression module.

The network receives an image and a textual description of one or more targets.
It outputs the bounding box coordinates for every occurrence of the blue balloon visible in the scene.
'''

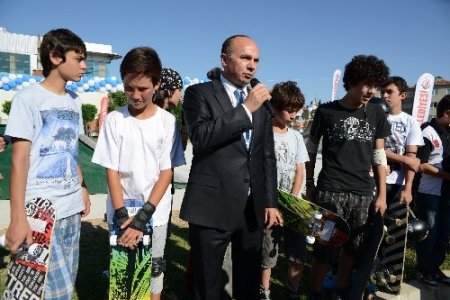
[3,84,10,91]
[8,81,17,88]
[77,81,83,87]
[23,74,31,81]
[99,80,106,87]
[88,86,95,92]
[94,83,101,90]
[16,78,24,84]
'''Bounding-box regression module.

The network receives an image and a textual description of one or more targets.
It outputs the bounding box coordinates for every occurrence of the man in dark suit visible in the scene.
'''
[181,35,280,300]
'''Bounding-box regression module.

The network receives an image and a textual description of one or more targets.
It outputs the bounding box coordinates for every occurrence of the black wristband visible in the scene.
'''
[113,207,129,227]
[129,202,156,232]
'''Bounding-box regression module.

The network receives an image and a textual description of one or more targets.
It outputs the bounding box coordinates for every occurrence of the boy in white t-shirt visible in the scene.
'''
[382,76,423,205]
[92,47,181,300]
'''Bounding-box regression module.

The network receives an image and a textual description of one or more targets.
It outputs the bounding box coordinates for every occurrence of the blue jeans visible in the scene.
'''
[415,192,450,274]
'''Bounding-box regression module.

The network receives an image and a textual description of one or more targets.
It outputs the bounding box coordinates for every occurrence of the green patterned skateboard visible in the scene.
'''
[109,199,152,300]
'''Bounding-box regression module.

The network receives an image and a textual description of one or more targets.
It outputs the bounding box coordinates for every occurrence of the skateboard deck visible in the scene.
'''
[377,201,409,294]
[2,197,56,300]
[277,189,350,247]
[108,199,152,300]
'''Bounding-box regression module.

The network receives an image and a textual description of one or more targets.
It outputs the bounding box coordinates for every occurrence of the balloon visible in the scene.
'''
[22,81,30,88]
[8,81,17,89]
[77,87,84,93]
[83,83,89,90]
[8,74,16,80]
[1,77,9,84]
[3,84,10,91]
[88,79,95,86]
[16,78,23,84]
[100,87,107,93]
[99,80,106,87]
[116,83,124,92]
[111,87,117,93]
[105,84,112,90]
[29,78,36,84]
[88,86,95,92]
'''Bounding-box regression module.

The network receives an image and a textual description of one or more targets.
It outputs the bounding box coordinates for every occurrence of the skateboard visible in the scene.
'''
[376,201,409,294]
[108,199,152,300]
[1,197,56,300]
[277,189,350,247]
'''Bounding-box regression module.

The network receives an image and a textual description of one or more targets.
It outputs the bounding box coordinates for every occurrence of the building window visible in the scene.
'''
[0,52,30,74]
[447,88,450,95]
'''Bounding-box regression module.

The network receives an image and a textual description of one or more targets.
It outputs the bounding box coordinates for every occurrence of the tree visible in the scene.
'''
[81,103,98,134]
[2,100,12,115]
[108,92,128,112]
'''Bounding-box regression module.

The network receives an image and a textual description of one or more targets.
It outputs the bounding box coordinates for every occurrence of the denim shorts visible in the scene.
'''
[313,190,374,264]
[44,213,81,300]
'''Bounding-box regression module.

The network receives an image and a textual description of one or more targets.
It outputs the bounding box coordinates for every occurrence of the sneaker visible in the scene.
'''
[259,286,271,300]
[434,269,450,286]
[420,273,439,287]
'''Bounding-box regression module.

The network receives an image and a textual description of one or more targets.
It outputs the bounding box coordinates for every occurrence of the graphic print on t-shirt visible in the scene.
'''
[36,109,79,184]
[327,116,373,142]
[275,140,297,191]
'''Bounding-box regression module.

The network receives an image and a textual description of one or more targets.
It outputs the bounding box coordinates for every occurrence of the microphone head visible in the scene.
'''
[250,78,260,87]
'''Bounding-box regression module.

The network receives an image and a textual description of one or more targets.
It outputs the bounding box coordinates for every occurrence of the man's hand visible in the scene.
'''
[81,187,91,218]
[399,189,413,205]
[265,208,283,229]
[403,156,420,172]
[117,218,143,250]
[0,136,8,153]
[5,215,33,254]
[374,195,387,215]
[243,83,271,113]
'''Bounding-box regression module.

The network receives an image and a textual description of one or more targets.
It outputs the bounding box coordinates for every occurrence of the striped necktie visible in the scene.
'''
[234,88,251,149]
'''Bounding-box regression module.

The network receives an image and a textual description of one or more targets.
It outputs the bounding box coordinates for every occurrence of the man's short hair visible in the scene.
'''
[221,34,250,56]
[382,76,408,94]
[39,28,87,78]
[342,55,390,91]
[270,81,305,112]
[436,95,450,118]
[120,47,162,85]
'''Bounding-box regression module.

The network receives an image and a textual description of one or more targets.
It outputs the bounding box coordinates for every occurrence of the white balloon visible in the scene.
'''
[16,85,23,90]
[9,74,16,80]
[100,87,107,93]
[83,83,89,90]
[111,87,117,93]
[111,76,117,82]
[94,76,101,82]
[116,83,124,92]
[88,79,95,86]
[0,82,3,88]
[29,78,36,84]
[22,82,30,88]
[67,80,73,85]
[77,87,84,93]
[17,74,23,78]
[105,84,112,90]
[1,77,9,84]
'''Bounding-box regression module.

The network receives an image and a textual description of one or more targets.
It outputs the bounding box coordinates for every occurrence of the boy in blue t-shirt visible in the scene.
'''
[4,28,91,299]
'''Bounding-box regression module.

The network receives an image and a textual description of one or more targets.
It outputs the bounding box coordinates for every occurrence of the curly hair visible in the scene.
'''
[342,55,390,91]
[120,47,162,85]
[270,81,305,112]
[39,28,87,78]
[382,76,408,94]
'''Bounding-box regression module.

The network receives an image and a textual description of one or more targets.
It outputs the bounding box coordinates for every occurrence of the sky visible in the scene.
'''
[0,0,449,104]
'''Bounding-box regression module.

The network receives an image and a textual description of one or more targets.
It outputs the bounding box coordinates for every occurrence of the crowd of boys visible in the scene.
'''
[0,28,449,300]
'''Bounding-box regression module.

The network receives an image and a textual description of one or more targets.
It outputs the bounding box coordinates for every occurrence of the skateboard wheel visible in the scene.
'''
[27,243,39,256]
[313,212,323,220]
[0,235,5,247]
[143,235,150,246]
[385,235,395,245]
[110,235,118,246]
[306,236,315,244]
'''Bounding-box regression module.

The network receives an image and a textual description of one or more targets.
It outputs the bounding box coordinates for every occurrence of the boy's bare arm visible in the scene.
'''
[77,164,91,217]
[291,163,304,197]
[6,139,33,253]
[107,168,124,210]
[385,148,420,172]
[419,163,450,181]
[118,168,173,248]
[373,138,387,215]
[400,145,418,204]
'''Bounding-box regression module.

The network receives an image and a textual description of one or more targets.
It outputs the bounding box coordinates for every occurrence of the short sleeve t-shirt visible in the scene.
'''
[274,128,309,192]
[385,112,424,185]
[92,105,183,226]
[309,101,391,194]
[5,84,85,219]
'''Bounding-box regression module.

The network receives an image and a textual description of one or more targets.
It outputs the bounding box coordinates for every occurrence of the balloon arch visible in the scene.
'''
[0,73,208,93]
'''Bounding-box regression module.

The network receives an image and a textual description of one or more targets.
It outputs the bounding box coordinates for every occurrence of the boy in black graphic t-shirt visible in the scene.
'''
[305,55,391,299]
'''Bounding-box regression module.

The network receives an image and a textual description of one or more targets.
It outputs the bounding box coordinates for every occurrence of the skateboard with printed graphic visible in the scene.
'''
[277,189,350,247]
[108,199,152,300]
[1,197,56,300]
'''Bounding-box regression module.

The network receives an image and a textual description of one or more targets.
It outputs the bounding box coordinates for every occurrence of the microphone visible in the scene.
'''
[250,78,274,117]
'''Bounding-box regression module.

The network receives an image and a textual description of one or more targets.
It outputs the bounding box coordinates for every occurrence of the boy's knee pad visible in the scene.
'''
[152,257,166,277]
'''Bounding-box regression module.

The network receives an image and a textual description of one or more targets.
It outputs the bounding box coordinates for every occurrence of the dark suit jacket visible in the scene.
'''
[180,79,277,231]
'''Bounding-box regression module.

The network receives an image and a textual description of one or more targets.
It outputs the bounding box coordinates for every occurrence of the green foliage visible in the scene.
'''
[81,104,98,124]
[168,102,183,127]
[2,101,11,115]
[108,92,128,112]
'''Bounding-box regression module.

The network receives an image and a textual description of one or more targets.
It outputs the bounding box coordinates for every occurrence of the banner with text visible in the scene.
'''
[412,73,434,125]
